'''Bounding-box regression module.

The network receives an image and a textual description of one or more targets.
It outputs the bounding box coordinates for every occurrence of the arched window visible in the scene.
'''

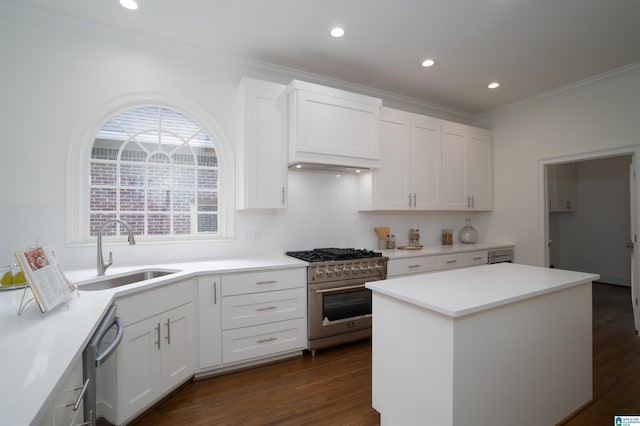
[88,106,220,238]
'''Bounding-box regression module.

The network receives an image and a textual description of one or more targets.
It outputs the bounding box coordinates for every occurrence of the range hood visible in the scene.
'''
[287,80,382,172]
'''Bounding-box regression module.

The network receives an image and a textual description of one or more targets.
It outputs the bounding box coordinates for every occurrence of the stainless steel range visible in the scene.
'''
[286,248,388,355]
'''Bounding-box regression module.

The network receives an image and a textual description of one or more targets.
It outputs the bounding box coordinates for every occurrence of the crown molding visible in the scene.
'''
[474,61,640,121]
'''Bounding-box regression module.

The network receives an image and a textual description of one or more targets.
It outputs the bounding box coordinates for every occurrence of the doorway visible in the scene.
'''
[546,155,632,286]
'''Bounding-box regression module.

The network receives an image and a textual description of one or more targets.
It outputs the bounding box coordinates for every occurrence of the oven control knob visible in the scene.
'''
[326,269,334,278]
[368,265,375,273]
[360,266,367,274]
[315,269,324,279]
[335,268,342,276]
[343,268,351,275]
[351,267,359,275]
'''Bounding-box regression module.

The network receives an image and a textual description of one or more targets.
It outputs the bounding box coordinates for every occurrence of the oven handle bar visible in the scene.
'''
[314,283,367,294]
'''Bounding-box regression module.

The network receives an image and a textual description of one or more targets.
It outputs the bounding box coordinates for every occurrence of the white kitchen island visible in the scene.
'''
[366,263,599,426]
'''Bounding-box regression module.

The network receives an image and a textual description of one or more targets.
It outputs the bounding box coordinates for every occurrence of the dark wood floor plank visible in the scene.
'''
[130,283,639,426]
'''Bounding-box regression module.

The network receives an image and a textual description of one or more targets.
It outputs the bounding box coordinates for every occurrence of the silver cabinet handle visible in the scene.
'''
[282,187,286,206]
[473,257,483,261]
[413,193,417,208]
[408,264,421,269]
[165,318,171,345]
[315,283,366,294]
[213,281,217,305]
[446,260,458,264]
[155,322,161,350]
[256,280,277,285]
[256,306,277,312]
[257,337,277,344]
[71,378,90,411]
[471,196,475,208]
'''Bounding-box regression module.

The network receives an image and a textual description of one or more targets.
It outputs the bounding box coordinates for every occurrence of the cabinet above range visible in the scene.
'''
[287,79,383,171]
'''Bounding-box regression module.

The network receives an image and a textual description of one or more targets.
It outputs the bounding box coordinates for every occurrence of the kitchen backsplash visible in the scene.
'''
[1,172,487,271]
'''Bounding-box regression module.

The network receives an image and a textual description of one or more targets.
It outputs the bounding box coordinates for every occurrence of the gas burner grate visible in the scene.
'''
[286,248,382,262]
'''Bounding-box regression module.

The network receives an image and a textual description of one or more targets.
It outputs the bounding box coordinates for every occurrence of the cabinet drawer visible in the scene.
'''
[222,318,306,364]
[435,250,487,270]
[116,279,194,325]
[387,256,436,277]
[222,287,306,330]
[222,268,305,296]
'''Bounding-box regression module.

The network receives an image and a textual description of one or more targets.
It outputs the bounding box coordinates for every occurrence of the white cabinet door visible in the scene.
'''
[288,80,382,168]
[161,303,194,392]
[442,125,493,211]
[117,316,162,424]
[372,111,412,209]
[548,163,576,212]
[370,108,441,210]
[38,354,84,426]
[467,131,493,210]
[197,275,222,370]
[236,77,287,209]
[442,127,469,209]
[411,117,442,209]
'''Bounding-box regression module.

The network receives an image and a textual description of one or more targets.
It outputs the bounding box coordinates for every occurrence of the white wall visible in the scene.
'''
[475,65,640,266]
[0,4,478,270]
[550,156,631,285]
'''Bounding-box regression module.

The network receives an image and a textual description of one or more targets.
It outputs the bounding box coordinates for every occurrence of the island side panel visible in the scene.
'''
[371,292,455,426]
[451,282,592,426]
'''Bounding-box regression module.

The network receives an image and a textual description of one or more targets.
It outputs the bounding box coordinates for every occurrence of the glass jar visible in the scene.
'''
[442,229,453,245]
[387,234,396,249]
[459,218,479,244]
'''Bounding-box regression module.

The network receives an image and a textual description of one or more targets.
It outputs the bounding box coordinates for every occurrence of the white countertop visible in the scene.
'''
[366,263,599,318]
[379,242,514,259]
[0,255,306,426]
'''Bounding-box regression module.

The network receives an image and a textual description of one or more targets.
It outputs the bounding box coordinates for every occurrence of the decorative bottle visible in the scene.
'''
[458,218,479,244]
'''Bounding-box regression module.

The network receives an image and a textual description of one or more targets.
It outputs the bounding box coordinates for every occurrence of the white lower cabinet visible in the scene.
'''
[435,250,487,270]
[222,318,306,364]
[388,250,489,278]
[216,268,307,367]
[197,275,222,370]
[102,280,195,425]
[387,255,436,277]
[38,354,85,426]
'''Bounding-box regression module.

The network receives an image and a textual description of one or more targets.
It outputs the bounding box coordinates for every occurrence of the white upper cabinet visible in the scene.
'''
[441,124,493,211]
[236,77,288,209]
[547,163,576,212]
[288,80,382,169]
[365,108,441,210]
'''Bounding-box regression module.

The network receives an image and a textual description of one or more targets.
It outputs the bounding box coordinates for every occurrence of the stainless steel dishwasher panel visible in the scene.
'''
[83,305,124,426]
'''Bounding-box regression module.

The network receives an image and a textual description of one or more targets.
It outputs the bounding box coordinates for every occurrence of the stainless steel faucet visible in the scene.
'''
[97,219,136,276]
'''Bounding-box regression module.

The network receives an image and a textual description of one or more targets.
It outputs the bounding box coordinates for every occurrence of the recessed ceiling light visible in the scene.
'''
[421,59,435,68]
[330,27,345,38]
[120,0,138,10]
[488,82,500,89]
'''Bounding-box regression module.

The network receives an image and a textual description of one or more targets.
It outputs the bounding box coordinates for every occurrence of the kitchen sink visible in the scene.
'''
[78,269,180,291]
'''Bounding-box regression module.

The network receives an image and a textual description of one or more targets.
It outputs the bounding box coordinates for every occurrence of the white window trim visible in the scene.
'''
[67,92,234,245]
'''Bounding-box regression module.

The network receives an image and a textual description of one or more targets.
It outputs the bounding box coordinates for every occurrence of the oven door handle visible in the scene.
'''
[314,284,367,294]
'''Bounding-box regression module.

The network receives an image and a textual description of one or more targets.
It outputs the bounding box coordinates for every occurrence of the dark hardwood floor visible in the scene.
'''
[130,283,639,426]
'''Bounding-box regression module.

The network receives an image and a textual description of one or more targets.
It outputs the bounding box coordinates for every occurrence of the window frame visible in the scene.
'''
[67,93,234,245]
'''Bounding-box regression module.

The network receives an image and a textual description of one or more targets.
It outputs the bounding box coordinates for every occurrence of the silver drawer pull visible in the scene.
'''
[257,337,278,344]
[473,257,483,261]
[72,379,90,411]
[256,306,277,312]
[256,280,277,285]
[446,260,458,264]
[408,264,421,269]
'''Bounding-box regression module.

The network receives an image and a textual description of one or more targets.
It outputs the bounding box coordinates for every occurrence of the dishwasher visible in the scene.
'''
[82,305,124,426]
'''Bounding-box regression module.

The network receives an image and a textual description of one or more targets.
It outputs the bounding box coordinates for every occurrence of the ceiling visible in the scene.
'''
[15,0,640,115]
